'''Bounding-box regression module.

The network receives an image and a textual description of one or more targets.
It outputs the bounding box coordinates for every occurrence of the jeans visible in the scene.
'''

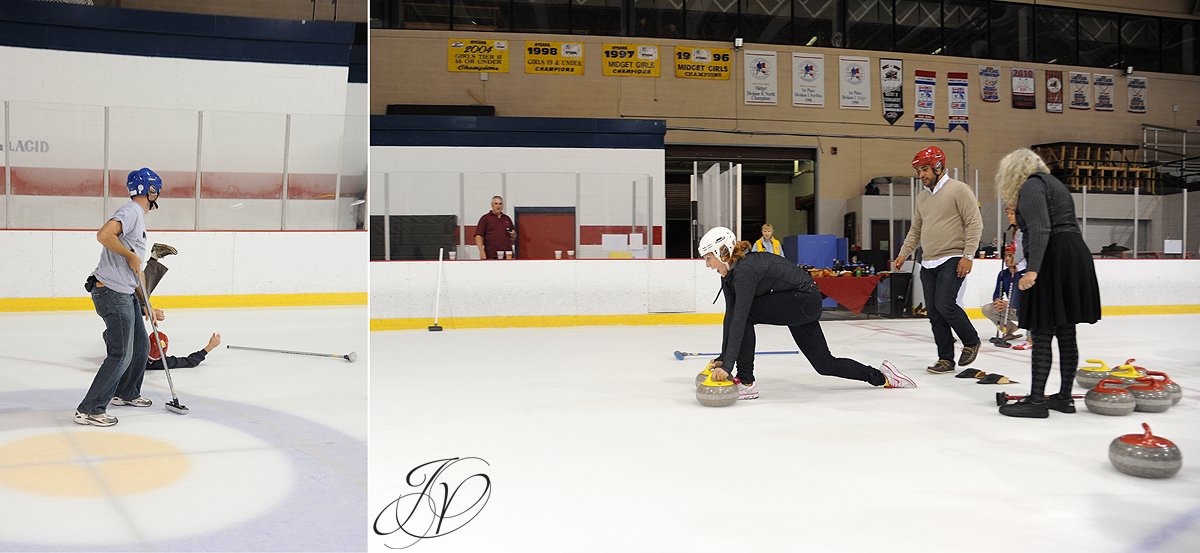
[733,288,884,386]
[78,286,148,414]
[919,258,981,362]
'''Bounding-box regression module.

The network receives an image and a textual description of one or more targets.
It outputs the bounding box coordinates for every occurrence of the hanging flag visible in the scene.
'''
[792,53,824,107]
[1011,68,1035,109]
[1094,73,1115,111]
[839,56,871,109]
[881,58,904,125]
[743,50,778,105]
[979,66,1000,102]
[948,72,969,132]
[914,70,935,131]
[1045,70,1064,113]
[1069,72,1090,109]
[1128,77,1147,113]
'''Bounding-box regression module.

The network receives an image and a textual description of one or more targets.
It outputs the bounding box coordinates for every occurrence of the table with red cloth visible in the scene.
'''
[813,275,880,314]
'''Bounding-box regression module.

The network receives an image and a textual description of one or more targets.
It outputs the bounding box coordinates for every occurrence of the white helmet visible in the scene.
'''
[698,226,738,259]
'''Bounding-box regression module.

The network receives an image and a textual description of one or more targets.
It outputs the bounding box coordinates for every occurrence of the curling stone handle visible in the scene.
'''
[1095,378,1124,391]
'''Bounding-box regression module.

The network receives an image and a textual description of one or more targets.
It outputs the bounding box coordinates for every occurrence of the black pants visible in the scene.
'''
[735,289,884,386]
[919,258,980,362]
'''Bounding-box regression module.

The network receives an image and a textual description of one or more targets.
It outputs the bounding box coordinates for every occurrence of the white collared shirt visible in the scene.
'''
[921,173,956,269]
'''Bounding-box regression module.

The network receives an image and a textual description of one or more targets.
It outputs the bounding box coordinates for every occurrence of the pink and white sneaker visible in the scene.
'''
[879,360,917,388]
[1012,341,1033,350]
[732,377,759,400]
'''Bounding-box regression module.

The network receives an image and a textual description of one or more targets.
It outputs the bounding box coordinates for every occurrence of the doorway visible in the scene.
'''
[514,207,576,259]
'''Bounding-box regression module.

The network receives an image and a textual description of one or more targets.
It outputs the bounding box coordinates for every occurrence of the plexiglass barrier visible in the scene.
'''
[1,100,365,230]
[370,170,655,260]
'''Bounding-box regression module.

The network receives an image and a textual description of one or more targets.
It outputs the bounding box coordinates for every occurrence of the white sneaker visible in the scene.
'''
[880,360,917,389]
[733,378,759,400]
[74,410,118,427]
[111,396,152,407]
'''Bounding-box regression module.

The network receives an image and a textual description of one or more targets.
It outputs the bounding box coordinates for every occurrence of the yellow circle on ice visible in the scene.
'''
[0,433,189,496]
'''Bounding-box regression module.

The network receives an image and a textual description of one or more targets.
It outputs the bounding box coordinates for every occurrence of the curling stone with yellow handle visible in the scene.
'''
[1108,365,1147,388]
[1075,359,1112,389]
[695,374,739,407]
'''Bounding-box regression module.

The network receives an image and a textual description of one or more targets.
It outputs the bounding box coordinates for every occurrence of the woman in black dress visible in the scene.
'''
[995,149,1102,418]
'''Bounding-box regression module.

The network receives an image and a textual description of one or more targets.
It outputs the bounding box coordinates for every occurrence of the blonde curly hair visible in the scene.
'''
[996,148,1051,204]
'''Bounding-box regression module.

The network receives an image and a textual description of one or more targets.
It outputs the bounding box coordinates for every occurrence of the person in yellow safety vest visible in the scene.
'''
[753,223,783,255]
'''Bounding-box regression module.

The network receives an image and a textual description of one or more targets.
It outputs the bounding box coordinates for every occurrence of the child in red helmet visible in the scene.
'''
[147,332,222,371]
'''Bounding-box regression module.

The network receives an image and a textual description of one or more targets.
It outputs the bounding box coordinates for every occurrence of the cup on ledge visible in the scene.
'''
[505,251,513,259]
[448,251,457,260]
[555,250,563,259]
[497,251,505,260]
[567,250,575,259]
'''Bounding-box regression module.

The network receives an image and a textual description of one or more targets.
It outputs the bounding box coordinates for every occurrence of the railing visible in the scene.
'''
[1142,124,1200,188]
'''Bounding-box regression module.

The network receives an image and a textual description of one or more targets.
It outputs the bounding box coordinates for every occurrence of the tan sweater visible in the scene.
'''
[898,177,983,261]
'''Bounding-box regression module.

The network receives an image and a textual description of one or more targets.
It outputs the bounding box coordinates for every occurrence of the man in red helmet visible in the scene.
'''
[893,146,984,374]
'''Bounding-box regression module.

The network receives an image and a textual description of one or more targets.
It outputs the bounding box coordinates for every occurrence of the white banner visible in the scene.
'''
[948,72,969,132]
[1128,77,1147,113]
[792,53,824,107]
[1094,73,1115,111]
[1069,72,1090,109]
[839,56,871,109]
[744,50,778,105]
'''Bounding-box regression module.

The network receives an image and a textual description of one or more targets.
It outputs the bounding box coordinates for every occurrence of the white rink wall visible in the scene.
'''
[2,230,366,300]
[370,258,1200,321]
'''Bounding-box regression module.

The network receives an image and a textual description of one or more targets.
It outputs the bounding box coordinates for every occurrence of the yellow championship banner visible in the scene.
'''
[524,41,584,75]
[447,39,509,72]
[674,47,732,80]
[601,44,660,77]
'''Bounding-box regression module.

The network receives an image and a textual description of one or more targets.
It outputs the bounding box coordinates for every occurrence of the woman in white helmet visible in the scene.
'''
[699,227,916,399]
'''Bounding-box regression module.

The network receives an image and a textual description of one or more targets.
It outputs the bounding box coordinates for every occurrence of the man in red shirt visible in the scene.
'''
[474,196,515,260]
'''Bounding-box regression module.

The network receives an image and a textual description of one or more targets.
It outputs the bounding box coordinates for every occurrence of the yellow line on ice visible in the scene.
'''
[0,293,367,312]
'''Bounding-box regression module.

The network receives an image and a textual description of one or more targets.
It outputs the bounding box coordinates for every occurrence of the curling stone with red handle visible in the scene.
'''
[1085,378,1136,416]
[1145,371,1183,406]
[1108,423,1182,479]
[1128,377,1172,413]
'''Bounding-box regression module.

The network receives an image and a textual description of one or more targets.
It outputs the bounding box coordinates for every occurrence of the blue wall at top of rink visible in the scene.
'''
[371,115,666,149]
[0,0,355,68]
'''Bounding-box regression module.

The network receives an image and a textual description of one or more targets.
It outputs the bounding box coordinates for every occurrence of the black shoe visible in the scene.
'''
[999,397,1049,418]
[958,342,981,366]
[151,243,178,260]
[1045,393,1077,414]
[927,359,955,374]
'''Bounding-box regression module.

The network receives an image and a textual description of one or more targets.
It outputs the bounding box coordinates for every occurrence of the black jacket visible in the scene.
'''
[147,349,208,370]
[1016,173,1081,273]
[719,252,816,368]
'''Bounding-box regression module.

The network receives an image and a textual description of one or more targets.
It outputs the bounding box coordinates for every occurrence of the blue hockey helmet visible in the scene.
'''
[126,167,163,197]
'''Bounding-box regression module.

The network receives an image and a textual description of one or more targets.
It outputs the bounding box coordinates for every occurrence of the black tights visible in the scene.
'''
[733,289,884,387]
[1028,325,1078,401]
